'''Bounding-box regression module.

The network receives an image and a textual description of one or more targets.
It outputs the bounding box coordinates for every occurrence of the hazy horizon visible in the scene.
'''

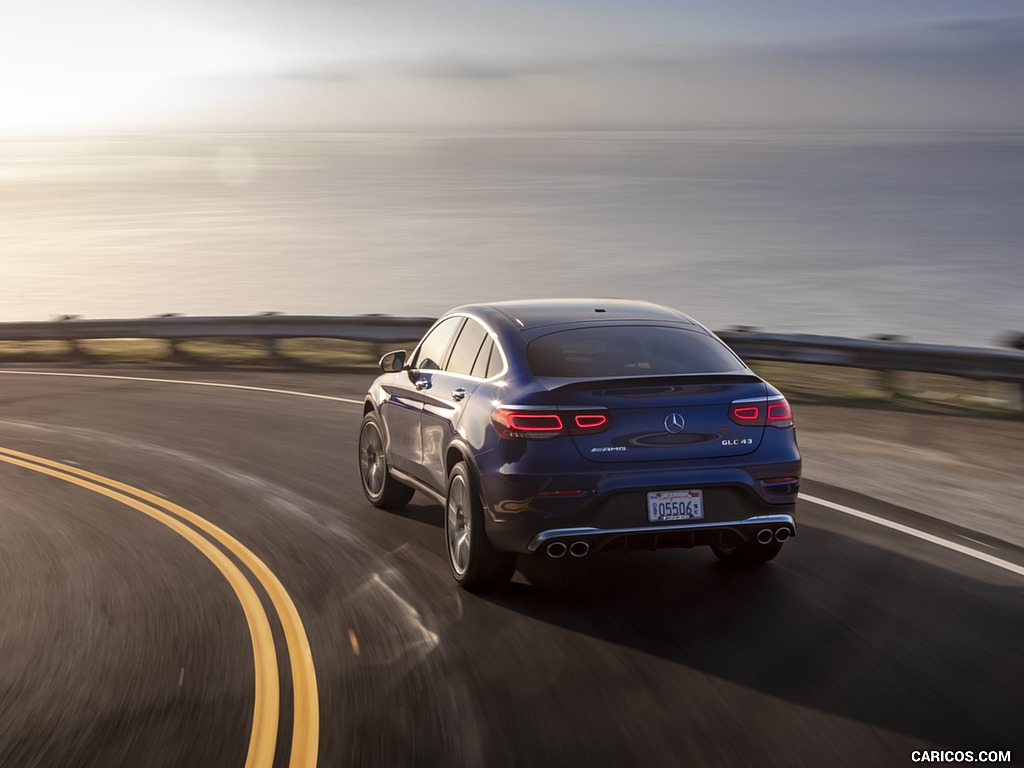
[3,2,1023,134]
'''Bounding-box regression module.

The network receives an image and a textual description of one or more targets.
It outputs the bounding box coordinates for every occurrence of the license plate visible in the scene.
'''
[647,489,703,522]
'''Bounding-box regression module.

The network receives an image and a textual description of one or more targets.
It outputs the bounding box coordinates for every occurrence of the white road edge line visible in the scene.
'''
[954,534,998,550]
[3,370,1019,578]
[0,369,364,405]
[799,493,1024,578]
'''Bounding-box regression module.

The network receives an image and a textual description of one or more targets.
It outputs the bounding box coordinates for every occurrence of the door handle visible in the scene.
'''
[451,387,467,402]
[415,378,430,391]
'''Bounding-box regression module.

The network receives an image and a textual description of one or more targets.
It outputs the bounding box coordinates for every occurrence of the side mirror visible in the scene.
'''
[379,349,407,373]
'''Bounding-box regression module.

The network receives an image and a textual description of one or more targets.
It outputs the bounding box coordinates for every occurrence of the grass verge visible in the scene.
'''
[0,338,1019,414]
[0,338,420,370]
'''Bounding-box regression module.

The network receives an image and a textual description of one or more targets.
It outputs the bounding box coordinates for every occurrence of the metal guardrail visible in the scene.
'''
[0,315,436,344]
[1,314,1023,386]
[716,330,1024,384]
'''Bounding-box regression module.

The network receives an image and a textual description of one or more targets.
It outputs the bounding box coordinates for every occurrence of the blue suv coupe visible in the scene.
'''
[359,300,801,589]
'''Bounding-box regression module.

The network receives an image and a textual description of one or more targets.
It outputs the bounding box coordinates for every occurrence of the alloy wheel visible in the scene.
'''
[359,422,385,497]
[446,474,471,576]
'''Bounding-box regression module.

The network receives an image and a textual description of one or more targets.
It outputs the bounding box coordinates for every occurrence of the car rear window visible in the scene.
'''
[527,326,745,378]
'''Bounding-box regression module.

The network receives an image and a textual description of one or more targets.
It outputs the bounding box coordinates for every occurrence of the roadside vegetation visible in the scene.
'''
[0,338,1019,415]
[750,360,1021,415]
[0,338,418,369]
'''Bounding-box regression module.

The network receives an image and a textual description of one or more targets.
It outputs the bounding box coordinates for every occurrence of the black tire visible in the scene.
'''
[358,413,415,509]
[445,462,517,590]
[711,537,784,565]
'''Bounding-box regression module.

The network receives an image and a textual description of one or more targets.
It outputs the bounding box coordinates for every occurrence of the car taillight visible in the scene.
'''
[730,405,762,423]
[767,400,793,426]
[567,410,612,435]
[492,409,564,438]
[574,414,607,430]
[728,397,793,428]
[492,407,611,439]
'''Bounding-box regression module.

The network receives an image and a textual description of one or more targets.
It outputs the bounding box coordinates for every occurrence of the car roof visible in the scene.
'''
[456,299,697,331]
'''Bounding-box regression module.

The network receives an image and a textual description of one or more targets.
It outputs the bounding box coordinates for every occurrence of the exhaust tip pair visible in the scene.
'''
[758,527,791,544]
[546,541,590,558]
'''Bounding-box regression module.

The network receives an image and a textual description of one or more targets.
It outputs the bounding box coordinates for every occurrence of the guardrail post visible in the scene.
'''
[266,338,286,360]
[870,334,904,397]
[998,332,1024,409]
[256,313,287,361]
[153,316,185,360]
[54,316,89,360]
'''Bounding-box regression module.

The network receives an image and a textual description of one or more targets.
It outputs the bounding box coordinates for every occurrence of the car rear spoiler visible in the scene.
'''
[542,372,763,394]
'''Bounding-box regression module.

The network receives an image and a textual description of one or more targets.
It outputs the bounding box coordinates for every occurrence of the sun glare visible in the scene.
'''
[0,5,262,132]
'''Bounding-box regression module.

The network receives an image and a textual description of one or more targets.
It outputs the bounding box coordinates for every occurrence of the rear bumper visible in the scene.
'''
[475,437,800,554]
[526,514,795,554]
[481,470,798,553]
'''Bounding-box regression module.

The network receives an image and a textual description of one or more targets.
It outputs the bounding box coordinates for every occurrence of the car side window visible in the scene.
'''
[411,317,463,371]
[445,319,490,376]
[471,337,495,379]
[485,341,504,378]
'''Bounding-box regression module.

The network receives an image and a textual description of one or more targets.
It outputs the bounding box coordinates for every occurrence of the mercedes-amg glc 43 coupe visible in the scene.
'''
[359,299,800,589]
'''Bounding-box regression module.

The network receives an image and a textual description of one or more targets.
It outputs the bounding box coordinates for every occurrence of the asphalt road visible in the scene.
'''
[0,368,1020,768]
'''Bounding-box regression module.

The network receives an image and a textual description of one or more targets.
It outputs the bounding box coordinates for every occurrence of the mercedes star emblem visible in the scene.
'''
[664,413,686,434]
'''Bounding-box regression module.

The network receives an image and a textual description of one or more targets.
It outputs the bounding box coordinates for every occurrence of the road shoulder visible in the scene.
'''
[795,403,1024,549]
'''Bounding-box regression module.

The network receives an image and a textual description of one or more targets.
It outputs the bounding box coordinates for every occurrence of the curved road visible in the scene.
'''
[0,368,1020,767]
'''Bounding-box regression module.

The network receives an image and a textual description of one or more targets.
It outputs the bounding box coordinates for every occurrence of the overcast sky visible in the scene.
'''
[2,0,1022,132]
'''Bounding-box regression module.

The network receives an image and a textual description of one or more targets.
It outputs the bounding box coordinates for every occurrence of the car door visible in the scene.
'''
[418,317,492,492]
[380,316,463,477]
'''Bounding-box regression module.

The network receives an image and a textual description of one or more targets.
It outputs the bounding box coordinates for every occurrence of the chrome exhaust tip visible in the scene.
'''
[546,542,568,559]
[756,528,774,545]
[775,528,791,543]
[569,541,590,558]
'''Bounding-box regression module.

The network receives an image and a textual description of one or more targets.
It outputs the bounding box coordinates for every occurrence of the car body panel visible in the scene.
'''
[378,375,424,475]
[419,371,482,490]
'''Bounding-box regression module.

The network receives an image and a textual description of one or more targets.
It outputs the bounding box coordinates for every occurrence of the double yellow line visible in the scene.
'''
[0,446,320,768]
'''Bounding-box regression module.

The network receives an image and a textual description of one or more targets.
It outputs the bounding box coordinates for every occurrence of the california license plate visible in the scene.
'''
[647,490,704,522]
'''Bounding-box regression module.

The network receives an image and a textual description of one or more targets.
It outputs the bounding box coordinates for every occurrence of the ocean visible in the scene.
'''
[2,129,1022,347]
